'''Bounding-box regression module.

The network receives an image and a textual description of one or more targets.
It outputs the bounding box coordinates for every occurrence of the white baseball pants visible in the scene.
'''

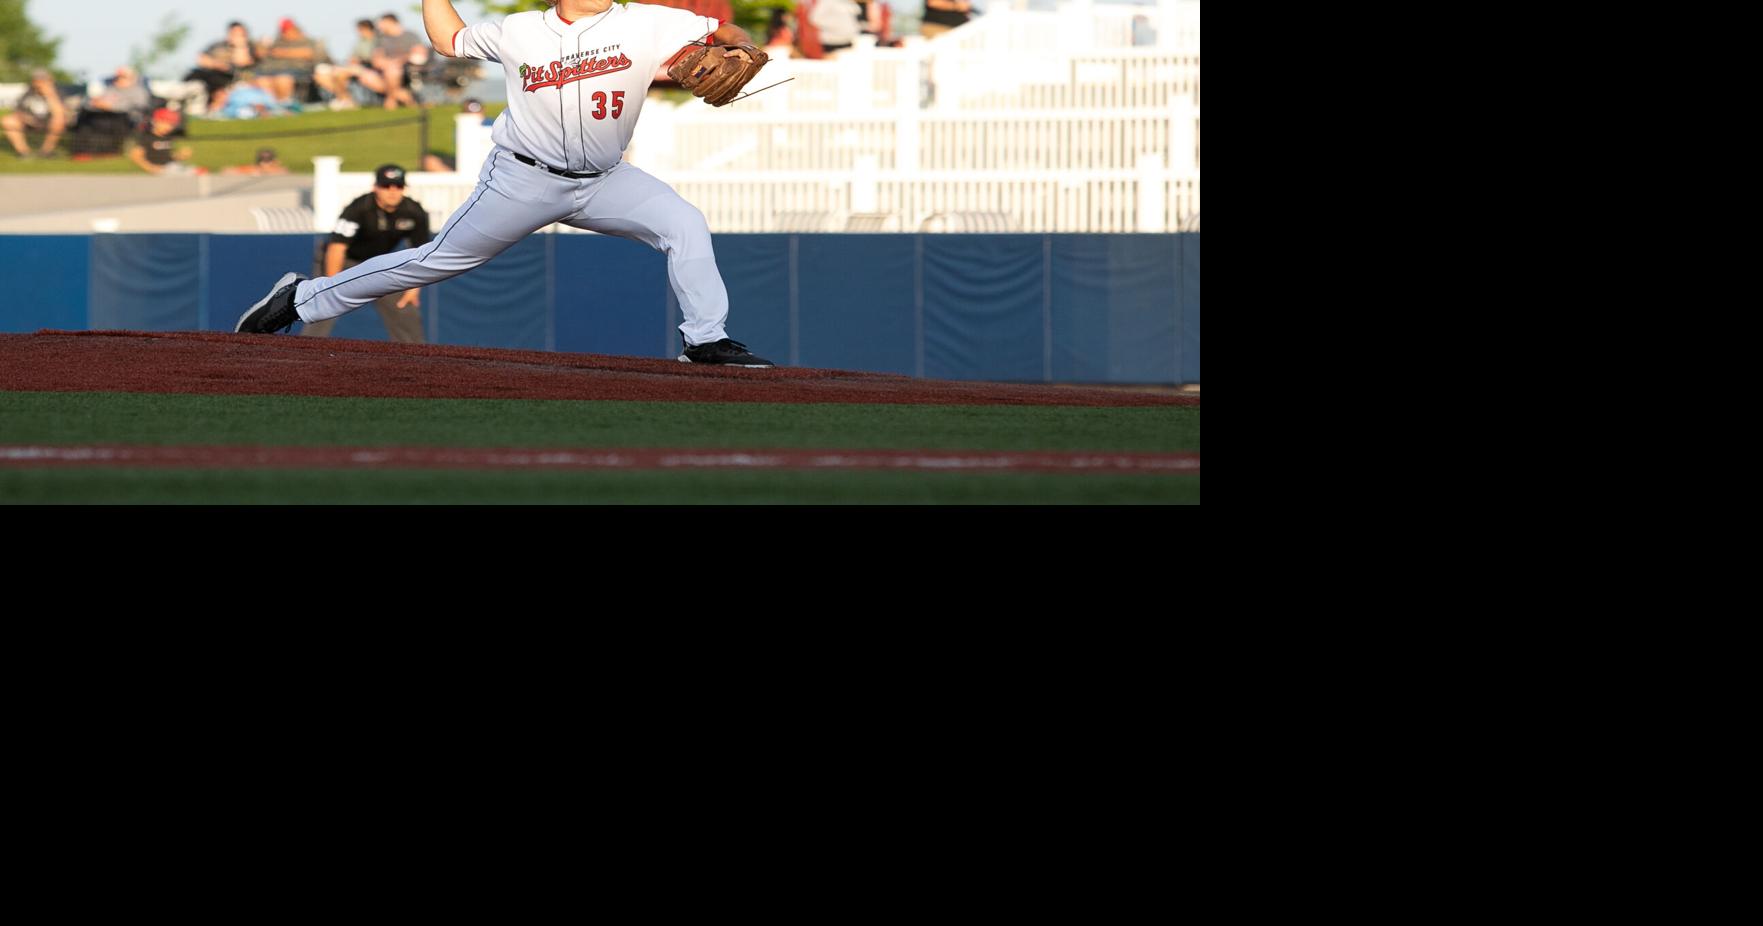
[292,147,731,346]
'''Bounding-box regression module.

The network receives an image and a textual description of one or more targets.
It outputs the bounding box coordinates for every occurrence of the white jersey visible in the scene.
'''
[452,2,720,173]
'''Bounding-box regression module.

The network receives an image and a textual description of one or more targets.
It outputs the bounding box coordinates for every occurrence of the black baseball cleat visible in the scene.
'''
[235,272,309,334]
[678,338,775,368]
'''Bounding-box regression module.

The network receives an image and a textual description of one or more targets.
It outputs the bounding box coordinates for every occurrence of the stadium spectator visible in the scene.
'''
[367,13,421,110]
[89,65,152,120]
[860,2,898,47]
[406,44,434,100]
[70,66,154,155]
[222,147,289,175]
[218,81,291,119]
[764,8,796,56]
[3,69,69,158]
[796,1,826,58]
[127,108,199,176]
[315,19,380,109]
[405,44,484,105]
[810,0,863,55]
[255,18,321,105]
[921,0,973,39]
[186,21,258,111]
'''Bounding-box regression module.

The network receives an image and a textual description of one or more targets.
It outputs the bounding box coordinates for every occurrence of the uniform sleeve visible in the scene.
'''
[329,198,367,246]
[451,20,502,62]
[652,6,722,56]
[409,207,433,248]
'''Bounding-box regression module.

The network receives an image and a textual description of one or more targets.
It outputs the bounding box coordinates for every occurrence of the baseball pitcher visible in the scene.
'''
[238,0,775,367]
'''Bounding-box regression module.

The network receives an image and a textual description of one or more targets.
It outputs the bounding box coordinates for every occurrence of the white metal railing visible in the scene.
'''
[640,102,1201,175]
[930,50,1200,110]
[660,170,1199,233]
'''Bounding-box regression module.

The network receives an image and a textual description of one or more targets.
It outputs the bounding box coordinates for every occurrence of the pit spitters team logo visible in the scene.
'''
[520,54,633,92]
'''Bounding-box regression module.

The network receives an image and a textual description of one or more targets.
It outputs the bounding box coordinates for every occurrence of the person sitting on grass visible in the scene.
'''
[313,19,378,110]
[89,65,153,121]
[127,108,200,176]
[217,80,290,119]
[255,18,320,106]
[364,13,422,110]
[187,21,259,112]
[70,65,153,155]
[3,69,68,158]
[222,147,289,175]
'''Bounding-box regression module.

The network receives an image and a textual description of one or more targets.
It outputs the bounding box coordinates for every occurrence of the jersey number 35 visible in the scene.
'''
[591,91,625,120]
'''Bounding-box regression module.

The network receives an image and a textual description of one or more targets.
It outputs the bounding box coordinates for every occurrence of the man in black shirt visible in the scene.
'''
[300,164,433,342]
[126,109,196,175]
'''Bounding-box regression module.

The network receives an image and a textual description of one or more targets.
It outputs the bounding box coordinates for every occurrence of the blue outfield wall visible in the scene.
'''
[0,232,1200,383]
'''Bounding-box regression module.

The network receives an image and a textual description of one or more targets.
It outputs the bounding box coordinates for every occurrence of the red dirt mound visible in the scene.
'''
[0,331,1199,407]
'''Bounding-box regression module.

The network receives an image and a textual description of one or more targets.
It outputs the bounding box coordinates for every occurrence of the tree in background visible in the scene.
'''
[130,13,191,79]
[0,0,65,82]
[471,0,791,44]
[732,0,796,39]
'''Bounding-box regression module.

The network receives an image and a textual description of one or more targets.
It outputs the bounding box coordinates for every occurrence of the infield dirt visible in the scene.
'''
[0,331,1199,408]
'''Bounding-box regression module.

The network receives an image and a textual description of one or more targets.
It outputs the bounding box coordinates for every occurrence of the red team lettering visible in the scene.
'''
[520,53,633,92]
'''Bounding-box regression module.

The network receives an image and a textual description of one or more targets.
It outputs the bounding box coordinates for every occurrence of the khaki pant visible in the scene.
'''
[919,23,957,39]
[299,255,426,342]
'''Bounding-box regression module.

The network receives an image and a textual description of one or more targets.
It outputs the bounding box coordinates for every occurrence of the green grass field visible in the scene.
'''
[0,103,505,175]
[0,468,1200,505]
[0,391,1201,504]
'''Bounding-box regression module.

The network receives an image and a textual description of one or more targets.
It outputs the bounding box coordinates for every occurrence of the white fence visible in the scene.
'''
[930,50,1200,110]
[666,170,1200,233]
[642,105,1199,173]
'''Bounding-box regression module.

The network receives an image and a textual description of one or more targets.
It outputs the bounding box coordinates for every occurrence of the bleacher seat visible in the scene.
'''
[250,207,316,231]
[918,212,1017,232]
[773,211,834,232]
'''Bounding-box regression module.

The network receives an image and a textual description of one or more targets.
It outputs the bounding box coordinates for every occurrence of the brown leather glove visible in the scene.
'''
[668,43,769,107]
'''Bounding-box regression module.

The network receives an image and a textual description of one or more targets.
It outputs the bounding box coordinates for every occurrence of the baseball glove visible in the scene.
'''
[668,42,769,107]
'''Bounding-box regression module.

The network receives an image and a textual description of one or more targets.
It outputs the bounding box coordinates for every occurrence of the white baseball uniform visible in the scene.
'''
[289,2,734,347]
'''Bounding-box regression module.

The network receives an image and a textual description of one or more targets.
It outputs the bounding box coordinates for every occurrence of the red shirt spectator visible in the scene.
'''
[797,0,827,58]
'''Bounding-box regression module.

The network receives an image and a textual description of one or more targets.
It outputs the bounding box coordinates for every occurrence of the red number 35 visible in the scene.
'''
[591,91,625,120]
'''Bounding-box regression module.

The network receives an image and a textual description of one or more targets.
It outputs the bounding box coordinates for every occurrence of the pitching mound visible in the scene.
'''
[0,331,1199,407]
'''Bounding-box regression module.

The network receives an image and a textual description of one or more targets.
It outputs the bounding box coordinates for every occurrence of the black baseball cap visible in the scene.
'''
[373,164,407,188]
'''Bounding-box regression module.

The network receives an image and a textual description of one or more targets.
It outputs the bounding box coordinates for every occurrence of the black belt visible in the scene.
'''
[510,152,608,178]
